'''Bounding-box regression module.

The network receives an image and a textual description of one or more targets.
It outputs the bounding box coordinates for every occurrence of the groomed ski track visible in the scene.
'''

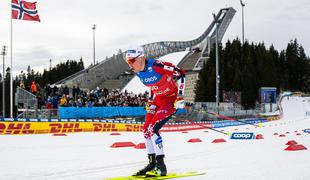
[0,96,310,180]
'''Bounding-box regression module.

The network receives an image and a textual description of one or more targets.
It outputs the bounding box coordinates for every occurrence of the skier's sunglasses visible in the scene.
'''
[126,53,143,64]
[126,58,137,64]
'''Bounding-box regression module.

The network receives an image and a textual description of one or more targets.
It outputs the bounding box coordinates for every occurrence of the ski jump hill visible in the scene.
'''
[281,93,310,121]
[52,7,236,91]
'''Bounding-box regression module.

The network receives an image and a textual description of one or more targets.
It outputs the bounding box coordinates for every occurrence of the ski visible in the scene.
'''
[105,171,206,180]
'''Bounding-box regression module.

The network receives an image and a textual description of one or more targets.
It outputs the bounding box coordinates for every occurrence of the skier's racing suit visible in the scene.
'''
[136,59,186,156]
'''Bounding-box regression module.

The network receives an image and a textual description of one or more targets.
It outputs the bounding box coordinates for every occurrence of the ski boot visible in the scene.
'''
[133,154,156,176]
[145,155,167,177]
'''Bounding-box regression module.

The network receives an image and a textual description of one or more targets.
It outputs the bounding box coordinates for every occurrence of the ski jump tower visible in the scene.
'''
[53,7,236,90]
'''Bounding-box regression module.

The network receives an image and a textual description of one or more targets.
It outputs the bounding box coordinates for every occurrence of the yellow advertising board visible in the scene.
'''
[0,122,143,135]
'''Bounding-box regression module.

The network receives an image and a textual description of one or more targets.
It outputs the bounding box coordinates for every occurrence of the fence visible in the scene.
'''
[14,88,260,121]
[15,87,38,118]
[181,102,261,121]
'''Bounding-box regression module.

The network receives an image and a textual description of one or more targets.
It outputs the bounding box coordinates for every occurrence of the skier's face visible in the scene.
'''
[126,56,146,72]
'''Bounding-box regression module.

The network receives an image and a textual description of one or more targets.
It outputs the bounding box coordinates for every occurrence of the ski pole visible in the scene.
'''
[180,119,229,136]
[205,111,262,128]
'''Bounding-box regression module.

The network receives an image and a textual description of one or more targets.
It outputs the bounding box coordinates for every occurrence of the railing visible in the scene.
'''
[15,87,37,106]
[17,108,59,119]
[15,87,38,118]
[189,102,261,121]
[38,109,59,119]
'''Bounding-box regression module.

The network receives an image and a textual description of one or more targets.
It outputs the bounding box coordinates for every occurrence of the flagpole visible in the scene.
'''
[10,1,13,118]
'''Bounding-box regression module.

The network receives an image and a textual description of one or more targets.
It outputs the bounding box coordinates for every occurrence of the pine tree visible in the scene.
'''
[241,42,257,108]
[194,38,309,108]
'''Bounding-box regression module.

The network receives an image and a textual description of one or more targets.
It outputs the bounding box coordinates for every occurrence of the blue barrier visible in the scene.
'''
[118,107,146,116]
[59,107,144,119]
[175,108,187,115]
[59,107,187,119]
[211,118,267,128]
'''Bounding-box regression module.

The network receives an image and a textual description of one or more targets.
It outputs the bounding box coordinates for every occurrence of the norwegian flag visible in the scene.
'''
[12,0,40,22]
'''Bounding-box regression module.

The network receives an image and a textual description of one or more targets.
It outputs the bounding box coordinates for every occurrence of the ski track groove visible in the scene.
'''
[26,139,238,180]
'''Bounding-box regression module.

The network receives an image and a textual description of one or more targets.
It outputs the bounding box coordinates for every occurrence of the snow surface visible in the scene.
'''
[122,51,189,94]
[0,97,310,180]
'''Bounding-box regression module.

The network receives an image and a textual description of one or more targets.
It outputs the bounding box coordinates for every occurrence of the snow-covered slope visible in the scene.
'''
[0,97,309,180]
[281,95,310,121]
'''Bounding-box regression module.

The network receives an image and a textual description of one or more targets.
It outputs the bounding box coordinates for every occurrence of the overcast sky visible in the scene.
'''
[0,0,309,75]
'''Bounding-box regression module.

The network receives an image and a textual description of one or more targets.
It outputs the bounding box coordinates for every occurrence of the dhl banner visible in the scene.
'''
[0,122,143,135]
[0,118,266,135]
[0,122,208,135]
[266,115,282,121]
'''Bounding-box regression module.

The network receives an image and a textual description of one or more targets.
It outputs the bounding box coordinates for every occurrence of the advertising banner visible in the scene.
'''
[230,132,256,140]
[59,107,186,119]
[0,122,143,135]
[0,121,208,135]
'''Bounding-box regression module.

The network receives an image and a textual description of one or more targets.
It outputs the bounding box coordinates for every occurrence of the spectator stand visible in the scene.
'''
[15,87,38,118]
[15,83,150,119]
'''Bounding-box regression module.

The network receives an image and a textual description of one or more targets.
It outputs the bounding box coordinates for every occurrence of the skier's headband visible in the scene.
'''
[125,46,145,59]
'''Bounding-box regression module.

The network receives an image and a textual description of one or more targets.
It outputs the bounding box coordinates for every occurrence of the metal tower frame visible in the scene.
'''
[53,7,236,89]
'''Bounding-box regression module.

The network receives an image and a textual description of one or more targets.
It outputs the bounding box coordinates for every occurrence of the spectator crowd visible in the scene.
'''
[20,81,149,110]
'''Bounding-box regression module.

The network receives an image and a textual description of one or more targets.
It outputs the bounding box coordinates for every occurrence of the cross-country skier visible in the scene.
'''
[125,46,186,177]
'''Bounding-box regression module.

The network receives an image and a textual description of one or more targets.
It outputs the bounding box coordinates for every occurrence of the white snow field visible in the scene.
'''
[0,96,309,180]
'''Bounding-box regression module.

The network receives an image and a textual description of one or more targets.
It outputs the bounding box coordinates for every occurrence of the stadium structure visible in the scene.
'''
[15,7,239,119]
[52,7,236,98]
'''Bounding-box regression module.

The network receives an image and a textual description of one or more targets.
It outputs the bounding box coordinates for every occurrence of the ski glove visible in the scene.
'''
[146,100,156,111]
[174,97,185,109]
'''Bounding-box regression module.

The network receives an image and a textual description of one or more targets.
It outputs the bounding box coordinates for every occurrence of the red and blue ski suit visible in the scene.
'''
[136,59,185,155]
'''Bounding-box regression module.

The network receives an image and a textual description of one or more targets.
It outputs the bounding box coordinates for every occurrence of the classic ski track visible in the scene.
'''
[25,137,234,180]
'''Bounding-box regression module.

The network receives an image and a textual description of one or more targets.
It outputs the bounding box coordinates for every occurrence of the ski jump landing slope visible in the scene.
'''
[281,95,310,121]
[0,97,310,180]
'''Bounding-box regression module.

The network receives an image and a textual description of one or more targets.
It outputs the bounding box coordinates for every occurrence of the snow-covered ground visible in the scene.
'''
[0,96,309,180]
